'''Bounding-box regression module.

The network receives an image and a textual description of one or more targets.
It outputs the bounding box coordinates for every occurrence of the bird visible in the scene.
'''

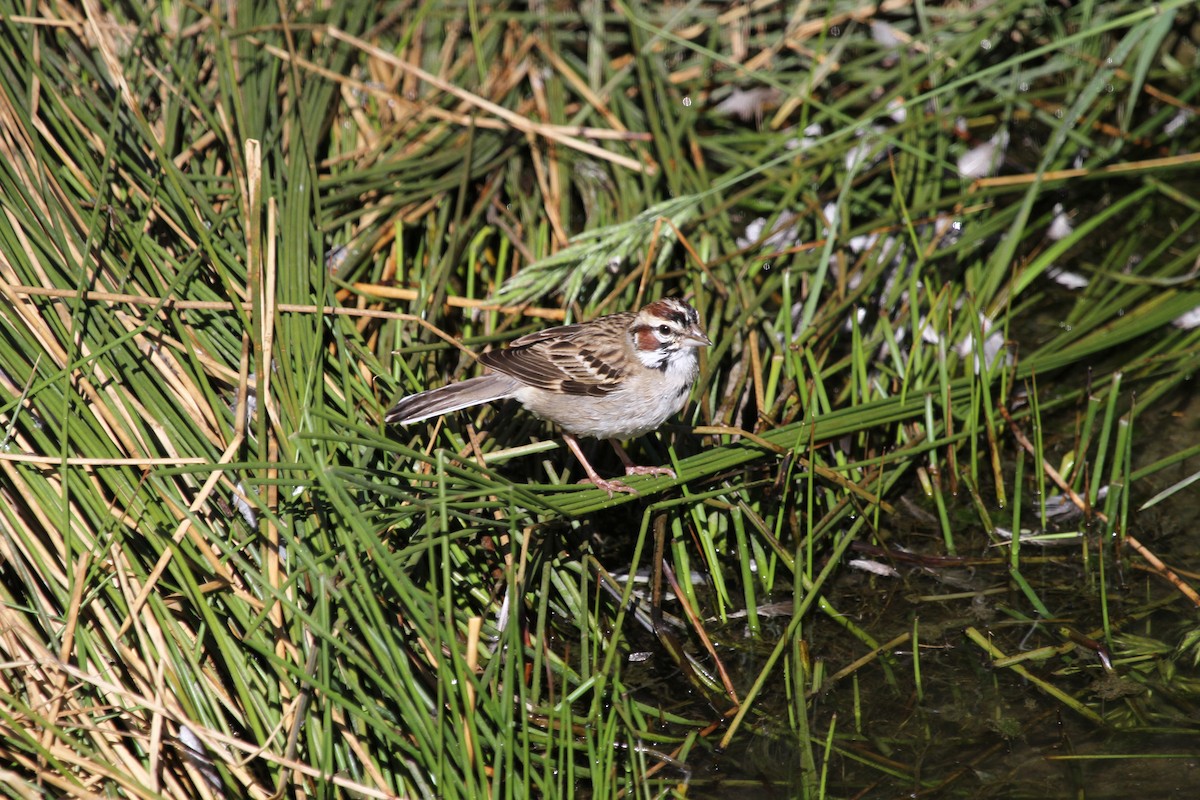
[385,297,712,496]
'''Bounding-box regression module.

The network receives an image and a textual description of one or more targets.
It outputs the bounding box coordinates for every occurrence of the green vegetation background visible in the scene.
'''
[1,1,1199,797]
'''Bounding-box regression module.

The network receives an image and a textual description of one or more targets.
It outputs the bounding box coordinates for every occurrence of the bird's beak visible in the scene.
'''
[683,325,713,348]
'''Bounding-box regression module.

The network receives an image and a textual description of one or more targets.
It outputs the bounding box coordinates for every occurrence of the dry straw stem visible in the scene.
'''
[0,281,566,359]
[975,151,1200,189]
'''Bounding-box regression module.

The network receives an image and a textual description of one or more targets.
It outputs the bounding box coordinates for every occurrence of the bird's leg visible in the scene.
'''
[609,440,676,479]
[562,433,636,496]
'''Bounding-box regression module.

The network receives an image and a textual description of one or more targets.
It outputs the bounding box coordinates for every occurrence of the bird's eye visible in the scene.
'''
[658,324,672,336]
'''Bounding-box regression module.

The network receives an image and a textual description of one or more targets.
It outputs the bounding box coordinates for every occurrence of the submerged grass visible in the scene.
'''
[1,0,1200,797]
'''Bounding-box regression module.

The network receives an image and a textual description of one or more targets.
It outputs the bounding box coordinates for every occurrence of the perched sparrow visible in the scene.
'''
[385,298,712,496]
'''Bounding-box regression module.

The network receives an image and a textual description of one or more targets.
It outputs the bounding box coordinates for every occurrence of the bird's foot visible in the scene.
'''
[578,475,639,497]
[623,465,676,479]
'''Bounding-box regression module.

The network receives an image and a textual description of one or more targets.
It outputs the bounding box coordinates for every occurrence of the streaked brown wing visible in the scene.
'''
[478,313,634,396]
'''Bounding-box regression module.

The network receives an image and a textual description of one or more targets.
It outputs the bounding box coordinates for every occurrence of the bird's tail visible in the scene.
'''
[384,374,521,425]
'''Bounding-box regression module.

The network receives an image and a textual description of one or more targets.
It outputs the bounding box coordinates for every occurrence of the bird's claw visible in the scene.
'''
[623,465,676,478]
[578,476,638,497]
